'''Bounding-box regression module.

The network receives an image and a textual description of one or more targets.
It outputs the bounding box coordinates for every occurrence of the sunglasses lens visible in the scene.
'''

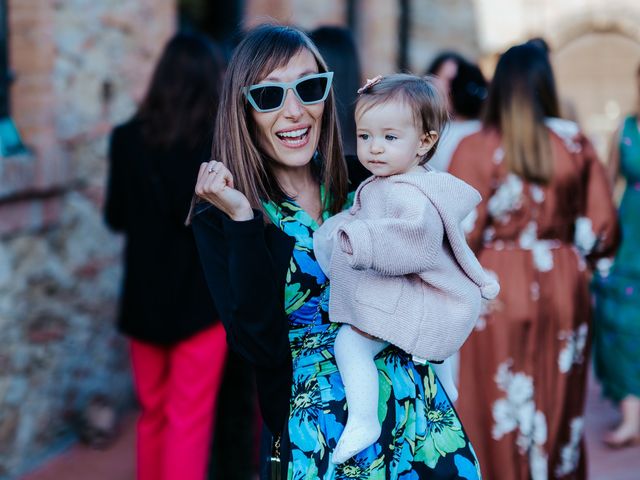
[250,86,285,111]
[296,76,328,104]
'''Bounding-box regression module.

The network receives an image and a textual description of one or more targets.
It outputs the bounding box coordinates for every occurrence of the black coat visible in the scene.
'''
[105,119,218,344]
[191,157,369,434]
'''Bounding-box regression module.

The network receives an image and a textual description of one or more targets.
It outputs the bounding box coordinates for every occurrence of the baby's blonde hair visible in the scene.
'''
[355,73,449,164]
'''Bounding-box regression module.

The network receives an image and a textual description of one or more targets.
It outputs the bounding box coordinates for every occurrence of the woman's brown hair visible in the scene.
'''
[212,24,348,216]
[137,32,224,150]
[483,43,561,184]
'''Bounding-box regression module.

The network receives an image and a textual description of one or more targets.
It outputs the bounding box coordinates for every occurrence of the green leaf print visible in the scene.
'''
[415,398,466,468]
[304,461,319,480]
[366,456,387,480]
[423,365,437,402]
[285,282,310,315]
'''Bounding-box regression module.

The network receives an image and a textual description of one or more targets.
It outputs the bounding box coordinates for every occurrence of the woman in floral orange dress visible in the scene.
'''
[448,43,618,480]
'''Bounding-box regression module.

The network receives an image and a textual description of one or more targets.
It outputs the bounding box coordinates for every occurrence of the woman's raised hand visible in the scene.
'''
[195,160,254,221]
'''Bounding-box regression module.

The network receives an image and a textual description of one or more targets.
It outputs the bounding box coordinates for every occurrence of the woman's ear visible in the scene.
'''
[417,130,439,156]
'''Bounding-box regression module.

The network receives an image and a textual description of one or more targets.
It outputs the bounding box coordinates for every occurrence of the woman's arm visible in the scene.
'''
[577,134,620,261]
[191,202,292,367]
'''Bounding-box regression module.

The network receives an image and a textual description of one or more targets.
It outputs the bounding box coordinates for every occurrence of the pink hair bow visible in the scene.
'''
[357,75,383,94]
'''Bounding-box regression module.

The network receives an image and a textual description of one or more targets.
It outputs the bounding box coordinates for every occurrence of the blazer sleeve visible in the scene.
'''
[104,127,128,232]
[337,184,444,275]
[191,202,291,367]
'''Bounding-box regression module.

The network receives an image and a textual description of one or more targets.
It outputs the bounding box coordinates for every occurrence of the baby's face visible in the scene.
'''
[355,100,432,177]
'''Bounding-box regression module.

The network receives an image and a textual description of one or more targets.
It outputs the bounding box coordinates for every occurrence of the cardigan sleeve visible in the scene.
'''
[337,184,444,275]
[191,202,291,367]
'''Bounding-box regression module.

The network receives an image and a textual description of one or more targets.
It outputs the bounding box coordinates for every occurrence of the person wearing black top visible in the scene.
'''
[191,25,483,479]
[104,33,227,480]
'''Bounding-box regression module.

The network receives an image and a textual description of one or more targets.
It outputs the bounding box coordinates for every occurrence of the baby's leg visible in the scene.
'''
[430,357,458,403]
[332,324,387,464]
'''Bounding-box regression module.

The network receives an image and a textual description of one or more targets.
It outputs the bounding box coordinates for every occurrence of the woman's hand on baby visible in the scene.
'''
[195,160,253,221]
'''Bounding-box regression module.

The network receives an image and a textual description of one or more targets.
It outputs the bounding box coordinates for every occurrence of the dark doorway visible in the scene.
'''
[179,0,244,56]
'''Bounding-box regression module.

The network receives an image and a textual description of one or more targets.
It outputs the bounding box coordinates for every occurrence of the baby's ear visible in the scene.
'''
[417,130,439,156]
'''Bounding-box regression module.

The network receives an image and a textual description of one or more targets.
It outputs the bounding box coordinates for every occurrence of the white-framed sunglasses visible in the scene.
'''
[242,72,334,113]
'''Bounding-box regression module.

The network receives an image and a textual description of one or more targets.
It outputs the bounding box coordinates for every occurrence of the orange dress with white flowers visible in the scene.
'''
[448,123,618,480]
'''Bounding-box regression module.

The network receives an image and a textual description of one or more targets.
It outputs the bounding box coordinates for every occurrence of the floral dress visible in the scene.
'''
[592,115,640,402]
[263,195,482,480]
[448,122,618,480]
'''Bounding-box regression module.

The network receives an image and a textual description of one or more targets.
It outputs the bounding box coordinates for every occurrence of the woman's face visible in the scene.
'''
[433,59,457,112]
[433,59,458,95]
[250,49,325,171]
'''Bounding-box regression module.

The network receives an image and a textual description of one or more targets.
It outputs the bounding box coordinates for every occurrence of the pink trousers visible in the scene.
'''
[130,322,227,480]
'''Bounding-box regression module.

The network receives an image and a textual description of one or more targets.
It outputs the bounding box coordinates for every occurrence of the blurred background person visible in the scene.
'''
[449,43,618,479]
[104,32,227,480]
[426,51,466,107]
[525,36,581,125]
[592,62,640,449]
[309,26,362,157]
[427,52,488,171]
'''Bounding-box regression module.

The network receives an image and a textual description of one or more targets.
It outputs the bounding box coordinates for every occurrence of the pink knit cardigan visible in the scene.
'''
[313,166,499,361]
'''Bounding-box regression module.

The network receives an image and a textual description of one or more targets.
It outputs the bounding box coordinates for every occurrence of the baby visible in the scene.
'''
[313,74,499,464]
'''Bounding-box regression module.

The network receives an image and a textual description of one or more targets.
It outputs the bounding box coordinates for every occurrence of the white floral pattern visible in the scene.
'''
[531,243,554,272]
[492,361,548,480]
[530,281,540,301]
[574,216,597,257]
[555,417,584,476]
[530,184,545,204]
[595,257,614,278]
[545,117,582,153]
[518,221,555,272]
[487,173,523,224]
[558,323,588,374]
[483,226,495,243]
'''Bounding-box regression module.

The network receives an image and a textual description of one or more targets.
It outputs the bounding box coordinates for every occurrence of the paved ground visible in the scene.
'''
[21,372,640,480]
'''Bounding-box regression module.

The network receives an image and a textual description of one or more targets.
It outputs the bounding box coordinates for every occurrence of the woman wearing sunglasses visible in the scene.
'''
[190,24,480,479]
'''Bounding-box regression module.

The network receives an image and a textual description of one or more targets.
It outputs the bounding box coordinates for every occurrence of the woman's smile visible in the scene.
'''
[275,124,311,148]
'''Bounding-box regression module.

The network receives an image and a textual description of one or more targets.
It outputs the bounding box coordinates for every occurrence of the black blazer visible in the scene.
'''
[191,157,370,434]
[105,119,218,344]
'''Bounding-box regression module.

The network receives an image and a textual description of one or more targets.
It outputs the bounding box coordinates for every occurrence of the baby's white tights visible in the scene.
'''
[332,325,459,464]
[332,324,387,464]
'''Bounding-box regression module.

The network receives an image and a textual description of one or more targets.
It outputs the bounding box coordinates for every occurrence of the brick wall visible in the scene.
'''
[0,1,175,477]
[242,0,480,80]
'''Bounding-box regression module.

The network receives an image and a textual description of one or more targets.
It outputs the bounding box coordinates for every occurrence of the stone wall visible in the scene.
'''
[0,0,175,477]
